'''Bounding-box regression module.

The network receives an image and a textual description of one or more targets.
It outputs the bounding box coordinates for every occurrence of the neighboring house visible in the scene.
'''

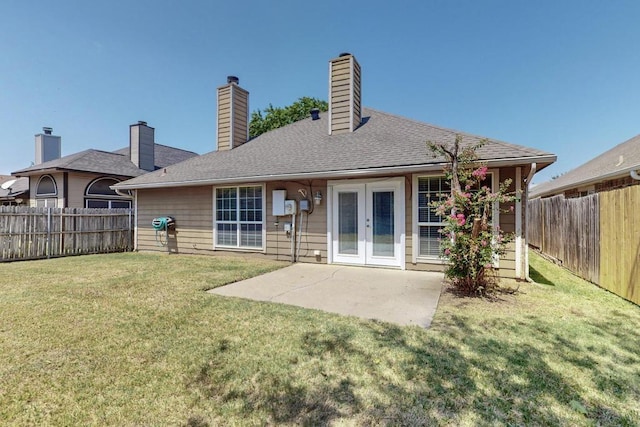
[114,53,556,279]
[0,175,29,205]
[12,124,197,208]
[531,134,640,198]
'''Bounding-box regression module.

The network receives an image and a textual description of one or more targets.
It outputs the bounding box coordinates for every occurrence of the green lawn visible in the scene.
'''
[1,252,639,426]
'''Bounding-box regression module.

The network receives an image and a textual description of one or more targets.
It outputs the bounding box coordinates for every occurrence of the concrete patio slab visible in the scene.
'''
[208,263,444,328]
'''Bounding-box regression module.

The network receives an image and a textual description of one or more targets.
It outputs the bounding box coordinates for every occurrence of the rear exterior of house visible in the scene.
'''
[116,54,555,280]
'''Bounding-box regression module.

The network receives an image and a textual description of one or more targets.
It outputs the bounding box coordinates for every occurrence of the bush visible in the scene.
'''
[428,136,515,295]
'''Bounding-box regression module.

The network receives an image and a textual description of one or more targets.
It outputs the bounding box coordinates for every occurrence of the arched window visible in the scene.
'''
[35,175,58,207]
[85,177,131,209]
[36,175,57,196]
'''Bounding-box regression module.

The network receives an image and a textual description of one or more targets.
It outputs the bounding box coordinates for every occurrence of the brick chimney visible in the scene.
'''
[130,121,155,171]
[217,76,249,150]
[34,127,61,164]
[328,53,361,135]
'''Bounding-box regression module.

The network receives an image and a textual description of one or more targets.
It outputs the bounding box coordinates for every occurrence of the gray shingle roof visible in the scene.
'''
[115,108,555,190]
[530,134,640,198]
[0,176,28,199]
[12,144,198,177]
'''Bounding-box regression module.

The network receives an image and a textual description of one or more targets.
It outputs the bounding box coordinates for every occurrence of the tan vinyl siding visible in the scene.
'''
[133,167,527,280]
[497,167,518,278]
[329,54,361,135]
[407,168,523,279]
[232,88,249,149]
[217,86,232,151]
[136,186,213,253]
[217,83,249,151]
[265,181,328,263]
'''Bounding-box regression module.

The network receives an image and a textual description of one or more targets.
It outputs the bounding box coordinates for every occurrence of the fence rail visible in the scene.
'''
[0,206,133,262]
[527,194,599,284]
[528,187,639,306]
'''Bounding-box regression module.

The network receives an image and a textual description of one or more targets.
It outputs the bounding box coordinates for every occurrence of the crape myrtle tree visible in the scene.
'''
[249,97,328,138]
[428,135,516,296]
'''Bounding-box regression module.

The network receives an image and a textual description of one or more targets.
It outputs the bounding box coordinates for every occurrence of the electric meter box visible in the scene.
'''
[272,190,286,216]
[284,200,296,215]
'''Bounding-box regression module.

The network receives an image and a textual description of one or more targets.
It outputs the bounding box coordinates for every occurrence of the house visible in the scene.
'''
[0,175,29,205]
[12,124,198,208]
[530,134,640,198]
[113,53,556,279]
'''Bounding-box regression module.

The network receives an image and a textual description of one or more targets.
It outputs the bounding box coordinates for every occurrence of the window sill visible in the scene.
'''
[415,257,448,265]
[214,246,265,253]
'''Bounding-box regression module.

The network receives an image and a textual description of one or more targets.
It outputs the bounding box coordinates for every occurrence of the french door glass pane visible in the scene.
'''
[338,192,358,254]
[372,191,394,257]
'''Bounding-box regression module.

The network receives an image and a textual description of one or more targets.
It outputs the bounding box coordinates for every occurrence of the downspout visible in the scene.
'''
[631,169,640,181]
[114,188,130,198]
[524,163,537,281]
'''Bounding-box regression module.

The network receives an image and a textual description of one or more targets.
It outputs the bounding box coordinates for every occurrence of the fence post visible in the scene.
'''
[46,207,52,259]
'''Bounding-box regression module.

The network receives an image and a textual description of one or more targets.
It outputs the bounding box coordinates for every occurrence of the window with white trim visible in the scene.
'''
[36,175,57,197]
[85,177,131,209]
[215,185,263,249]
[417,176,450,257]
[35,175,58,207]
[416,173,495,259]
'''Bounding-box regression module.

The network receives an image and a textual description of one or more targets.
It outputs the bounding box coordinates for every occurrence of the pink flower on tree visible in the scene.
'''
[472,166,488,180]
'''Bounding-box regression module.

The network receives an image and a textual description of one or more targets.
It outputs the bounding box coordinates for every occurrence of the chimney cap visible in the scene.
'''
[42,127,53,135]
[227,76,239,85]
[339,52,352,57]
[137,121,147,126]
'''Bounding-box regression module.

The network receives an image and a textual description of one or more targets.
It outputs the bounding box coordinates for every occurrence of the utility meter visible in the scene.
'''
[284,200,296,215]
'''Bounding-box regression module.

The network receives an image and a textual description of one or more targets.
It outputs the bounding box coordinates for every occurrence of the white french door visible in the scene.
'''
[330,178,404,268]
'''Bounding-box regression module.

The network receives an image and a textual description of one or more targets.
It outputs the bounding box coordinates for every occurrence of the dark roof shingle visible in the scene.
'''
[13,144,198,177]
[116,108,555,189]
[530,134,640,198]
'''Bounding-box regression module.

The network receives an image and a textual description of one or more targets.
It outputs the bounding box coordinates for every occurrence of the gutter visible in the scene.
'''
[113,154,557,190]
[114,188,132,198]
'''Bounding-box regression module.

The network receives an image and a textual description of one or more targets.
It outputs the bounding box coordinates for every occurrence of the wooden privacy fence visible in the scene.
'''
[0,206,133,262]
[599,186,640,305]
[527,194,600,283]
[528,186,640,306]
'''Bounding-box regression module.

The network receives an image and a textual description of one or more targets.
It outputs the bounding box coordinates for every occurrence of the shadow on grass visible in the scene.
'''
[529,264,556,286]
[184,313,638,425]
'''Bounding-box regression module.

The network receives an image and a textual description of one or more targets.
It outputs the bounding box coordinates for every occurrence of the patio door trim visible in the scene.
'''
[326,177,405,269]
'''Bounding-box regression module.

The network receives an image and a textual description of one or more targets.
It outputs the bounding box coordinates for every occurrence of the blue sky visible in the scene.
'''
[2,1,640,183]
